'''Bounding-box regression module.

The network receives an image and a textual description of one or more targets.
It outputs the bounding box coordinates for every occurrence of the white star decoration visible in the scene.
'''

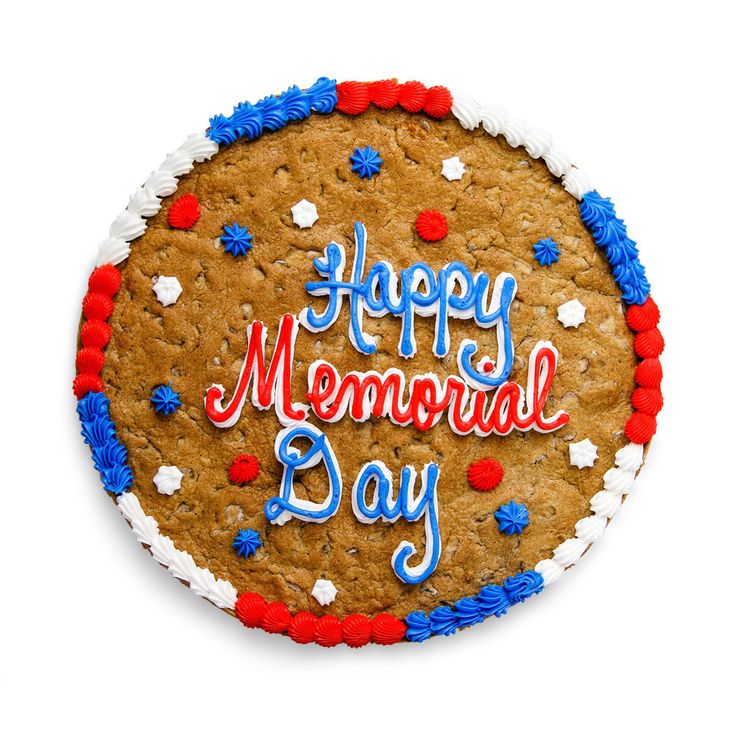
[311,578,338,606]
[557,298,586,328]
[441,156,466,181]
[153,465,184,495]
[291,199,319,228]
[569,439,599,469]
[153,275,182,306]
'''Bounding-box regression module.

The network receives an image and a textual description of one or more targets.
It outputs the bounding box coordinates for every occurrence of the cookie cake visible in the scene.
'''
[74,77,663,646]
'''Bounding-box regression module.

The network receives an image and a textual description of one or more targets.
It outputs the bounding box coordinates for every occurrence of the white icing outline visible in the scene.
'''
[84,88,646,623]
[305,339,568,437]
[267,421,342,526]
[351,461,442,583]
[299,225,519,368]
[204,313,308,428]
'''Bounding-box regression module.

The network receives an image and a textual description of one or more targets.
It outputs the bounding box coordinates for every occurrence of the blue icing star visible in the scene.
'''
[350,145,383,179]
[150,383,181,415]
[494,500,530,535]
[232,528,262,558]
[532,237,560,266]
[221,223,253,257]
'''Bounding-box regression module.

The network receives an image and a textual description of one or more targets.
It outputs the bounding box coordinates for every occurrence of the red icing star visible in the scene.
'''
[228,454,261,484]
[467,458,504,492]
[168,193,201,229]
[415,210,448,242]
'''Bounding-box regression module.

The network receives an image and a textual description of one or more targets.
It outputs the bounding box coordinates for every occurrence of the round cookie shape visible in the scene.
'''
[75,78,662,646]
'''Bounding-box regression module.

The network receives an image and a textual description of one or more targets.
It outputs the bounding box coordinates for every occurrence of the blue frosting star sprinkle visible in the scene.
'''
[494,501,530,535]
[232,528,263,558]
[350,145,383,179]
[221,223,253,257]
[150,383,182,415]
[532,237,560,266]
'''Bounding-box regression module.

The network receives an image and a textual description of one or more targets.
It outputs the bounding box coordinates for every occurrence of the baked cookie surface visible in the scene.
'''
[75,78,663,646]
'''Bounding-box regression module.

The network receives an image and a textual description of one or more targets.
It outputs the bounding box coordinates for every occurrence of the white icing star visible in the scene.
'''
[569,439,599,469]
[153,275,182,306]
[153,465,183,495]
[557,298,587,328]
[311,578,338,606]
[291,199,319,228]
[441,156,466,181]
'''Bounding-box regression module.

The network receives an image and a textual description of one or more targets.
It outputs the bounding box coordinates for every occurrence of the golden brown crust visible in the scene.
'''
[100,109,635,618]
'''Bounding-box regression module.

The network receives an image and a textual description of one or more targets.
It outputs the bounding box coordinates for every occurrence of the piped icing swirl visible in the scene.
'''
[207,77,337,145]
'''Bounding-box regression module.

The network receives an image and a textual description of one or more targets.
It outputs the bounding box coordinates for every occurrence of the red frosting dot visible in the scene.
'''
[635,358,663,388]
[341,614,373,648]
[88,264,122,297]
[625,411,657,444]
[82,292,114,322]
[371,613,407,645]
[336,81,371,115]
[314,615,343,647]
[76,347,105,376]
[626,297,660,332]
[467,458,504,492]
[73,373,105,399]
[228,454,261,485]
[367,79,400,109]
[235,592,267,628]
[634,328,665,359]
[415,210,448,242]
[260,602,292,634]
[80,320,112,349]
[168,193,201,229]
[288,611,319,644]
[398,81,428,113]
[631,387,664,416]
[423,86,453,118]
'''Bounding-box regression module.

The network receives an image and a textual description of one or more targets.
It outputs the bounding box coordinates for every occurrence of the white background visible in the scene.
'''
[2,1,734,733]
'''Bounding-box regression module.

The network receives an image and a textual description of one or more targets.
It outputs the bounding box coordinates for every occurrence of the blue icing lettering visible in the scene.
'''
[265,422,343,525]
[351,461,441,585]
[299,222,518,386]
[268,425,443,585]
